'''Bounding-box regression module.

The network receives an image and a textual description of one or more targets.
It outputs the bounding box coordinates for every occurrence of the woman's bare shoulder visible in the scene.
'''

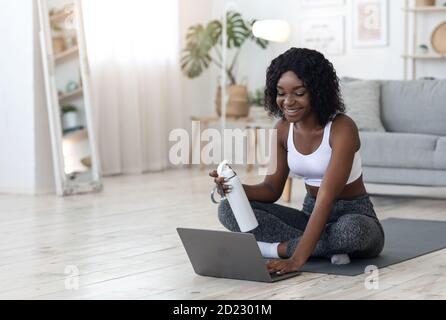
[331,113,360,149]
[332,113,358,134]
[274,118,290,134]
[274,119,291,147]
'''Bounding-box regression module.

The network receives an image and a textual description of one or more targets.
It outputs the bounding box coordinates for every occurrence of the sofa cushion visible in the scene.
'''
[435,137,446,170]
[362,166,446,187]
[341,80,385,132]
[380,80,446,136]
[359,132,446,170]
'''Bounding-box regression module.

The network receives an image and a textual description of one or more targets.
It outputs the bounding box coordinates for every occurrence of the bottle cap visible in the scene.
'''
[217,160,236,179]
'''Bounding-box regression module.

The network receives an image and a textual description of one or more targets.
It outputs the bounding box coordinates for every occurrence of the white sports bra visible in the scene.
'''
[287,119,362,187]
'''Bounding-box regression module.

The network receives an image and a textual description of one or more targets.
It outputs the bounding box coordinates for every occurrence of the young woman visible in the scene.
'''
[210,48,385,275]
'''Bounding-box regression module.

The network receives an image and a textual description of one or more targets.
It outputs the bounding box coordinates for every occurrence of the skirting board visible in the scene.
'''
[365,183,446,200]
[0,186,55,196]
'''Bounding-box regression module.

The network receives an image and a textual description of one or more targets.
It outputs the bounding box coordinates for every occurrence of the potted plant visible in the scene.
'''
[61,104,78,131]
[249,87,273,123]
[249,87,265,107]
[416,44,429,55]
[181,11,269,118]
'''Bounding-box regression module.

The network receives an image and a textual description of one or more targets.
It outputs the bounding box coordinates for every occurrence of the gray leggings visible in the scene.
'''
[218,194,385,259]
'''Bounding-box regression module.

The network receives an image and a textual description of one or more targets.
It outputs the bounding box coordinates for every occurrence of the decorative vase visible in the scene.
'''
[81,157,92,168]
[65,81,79,92]
[416,44,429,55]
[215,85,250,118]
[63,111,78,129]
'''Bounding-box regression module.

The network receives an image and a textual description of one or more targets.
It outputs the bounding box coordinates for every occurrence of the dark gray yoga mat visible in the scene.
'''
[300,218,446,276]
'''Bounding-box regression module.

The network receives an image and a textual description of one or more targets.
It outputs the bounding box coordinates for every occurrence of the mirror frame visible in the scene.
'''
[37,0,102,196]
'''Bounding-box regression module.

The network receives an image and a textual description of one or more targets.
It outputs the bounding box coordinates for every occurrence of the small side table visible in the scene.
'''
[245,119,275,173]
[246,119,292,203]
[190,115,253,170]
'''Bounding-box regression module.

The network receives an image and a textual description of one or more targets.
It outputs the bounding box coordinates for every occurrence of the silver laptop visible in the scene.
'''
[177,228,300,283]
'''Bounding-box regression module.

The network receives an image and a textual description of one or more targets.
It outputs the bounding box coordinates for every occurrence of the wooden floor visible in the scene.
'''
[1,168,445,300]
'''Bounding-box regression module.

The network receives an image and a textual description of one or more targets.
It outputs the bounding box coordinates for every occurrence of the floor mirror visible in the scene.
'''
[37,0,102,196]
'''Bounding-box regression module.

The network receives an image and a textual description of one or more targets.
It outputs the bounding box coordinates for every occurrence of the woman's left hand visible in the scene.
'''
[267,258,303,275]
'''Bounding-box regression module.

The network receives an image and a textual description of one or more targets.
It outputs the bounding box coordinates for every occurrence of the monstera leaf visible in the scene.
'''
[181,22,220,79]
[224,11,250,48]
[181,11,269,82]
[248,19,269,49]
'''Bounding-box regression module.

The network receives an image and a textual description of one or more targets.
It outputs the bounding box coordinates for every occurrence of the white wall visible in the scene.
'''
[0,0,36,193]
[182,0,446,117]
[0,0,54,194]
[179,0,216,118]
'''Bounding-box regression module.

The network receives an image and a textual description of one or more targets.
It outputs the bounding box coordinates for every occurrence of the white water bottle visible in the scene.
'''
[217,160,259,232]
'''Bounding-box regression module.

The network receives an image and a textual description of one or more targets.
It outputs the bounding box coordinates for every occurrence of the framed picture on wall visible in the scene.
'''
[352,0,388,47]
[300,16,345,55]
[301,0,345,7]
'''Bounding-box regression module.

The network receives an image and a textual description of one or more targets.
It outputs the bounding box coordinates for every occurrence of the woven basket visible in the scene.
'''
[215,85,250,118]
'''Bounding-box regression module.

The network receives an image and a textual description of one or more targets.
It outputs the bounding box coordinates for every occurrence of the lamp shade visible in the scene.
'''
[252,20,290,42]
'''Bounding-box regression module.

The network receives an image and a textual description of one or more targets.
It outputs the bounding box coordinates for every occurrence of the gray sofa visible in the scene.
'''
[359,80,446,187]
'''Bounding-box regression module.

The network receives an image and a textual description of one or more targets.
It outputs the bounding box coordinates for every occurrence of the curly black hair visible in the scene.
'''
[264,47,345,127]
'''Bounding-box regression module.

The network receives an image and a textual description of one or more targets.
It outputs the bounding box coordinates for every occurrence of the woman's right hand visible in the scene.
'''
[209,170,232,195]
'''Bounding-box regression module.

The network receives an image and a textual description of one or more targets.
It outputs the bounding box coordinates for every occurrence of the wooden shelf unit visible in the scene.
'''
[402,54,446,59]
[59,88,83,104]
[405,6,446,12]
[63,128,88,142]
[54,46,79,64]
[403,1,446,79]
